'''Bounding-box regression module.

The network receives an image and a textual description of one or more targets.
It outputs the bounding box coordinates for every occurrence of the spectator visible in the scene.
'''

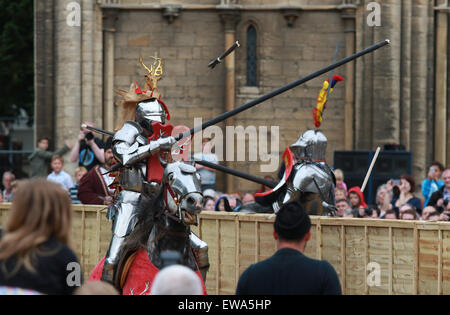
[343,209,356,218]
[422,161,445,207]
[384,210,398,220]
[398,203,418,218]
[69,167,88,204]
[333,169,347,193]
[421,205,438,221]
[202,197,215,211]
[362,205,380,219]
[242,193,256,205]
[375,184,392,218]
[399,209,417,221]
[150,265,204,295]
[334,188,347,202]
[427,211,441,222]
[77,138,115,205]
[335,199,351,217]
[390,174,422,215]
[348,186,367,209]
[439,202,450,221]
[47,155,74,191]
[256,175,276,194]
[2,171,15,202]
[214,195,241,212]
[428,168,450,211]
[28,137,72,178]
[0,179,81,295]
[236,200,342,295]
[203,189,217,201]
[73,281,119,295]
[193,137,219,192]
[70,123,105,172]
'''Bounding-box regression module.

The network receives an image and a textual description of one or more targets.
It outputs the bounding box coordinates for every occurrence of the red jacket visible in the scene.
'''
[77,165,112,205]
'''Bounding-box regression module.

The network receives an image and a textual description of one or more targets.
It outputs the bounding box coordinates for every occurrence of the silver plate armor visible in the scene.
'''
[291,129,327,162]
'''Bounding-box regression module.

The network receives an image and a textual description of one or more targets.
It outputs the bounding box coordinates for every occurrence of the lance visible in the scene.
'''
[194,159,278,188]
[81,123,115,137]
[175,39,390,142]
[208,41,241,69]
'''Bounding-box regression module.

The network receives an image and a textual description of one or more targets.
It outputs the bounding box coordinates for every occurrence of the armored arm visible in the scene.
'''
[112,121,175,167]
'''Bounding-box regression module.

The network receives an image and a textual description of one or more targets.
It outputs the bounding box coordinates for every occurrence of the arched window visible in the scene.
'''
[246,25,257,86]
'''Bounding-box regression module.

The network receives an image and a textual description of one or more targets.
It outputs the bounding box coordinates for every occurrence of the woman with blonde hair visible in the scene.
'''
[0,179,80,295]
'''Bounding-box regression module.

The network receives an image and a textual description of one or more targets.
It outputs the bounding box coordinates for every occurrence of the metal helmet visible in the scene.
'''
[290,129,327,161]
[136,98,167,130]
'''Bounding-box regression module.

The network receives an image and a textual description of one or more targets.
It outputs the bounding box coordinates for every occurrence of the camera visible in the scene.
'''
[392,179,401,186]
[85,131,94,141]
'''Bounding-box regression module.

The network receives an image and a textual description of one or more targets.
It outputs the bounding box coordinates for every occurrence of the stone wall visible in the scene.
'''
[34,0,447,193]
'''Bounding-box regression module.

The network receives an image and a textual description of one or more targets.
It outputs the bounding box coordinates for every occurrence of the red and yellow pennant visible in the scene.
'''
[313,75,344,128]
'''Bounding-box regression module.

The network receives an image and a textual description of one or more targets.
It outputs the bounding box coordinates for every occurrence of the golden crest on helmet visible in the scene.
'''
[140,53,163,94]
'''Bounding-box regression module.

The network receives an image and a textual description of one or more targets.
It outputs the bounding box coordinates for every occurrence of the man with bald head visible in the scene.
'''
[150,265,204,295]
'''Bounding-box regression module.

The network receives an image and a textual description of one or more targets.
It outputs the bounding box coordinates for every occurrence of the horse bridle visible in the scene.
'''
[163,184,202,226]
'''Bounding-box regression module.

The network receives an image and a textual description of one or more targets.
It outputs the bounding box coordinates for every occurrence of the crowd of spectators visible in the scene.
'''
[331,162,450,222]
[1,130,450,224]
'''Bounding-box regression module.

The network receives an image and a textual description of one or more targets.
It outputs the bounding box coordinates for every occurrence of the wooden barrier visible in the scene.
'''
[1,203,449,295]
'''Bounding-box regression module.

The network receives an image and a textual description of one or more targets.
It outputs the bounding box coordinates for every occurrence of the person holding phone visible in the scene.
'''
[387,174,422,216]
[421,161,445,207]
[70,122,105,171]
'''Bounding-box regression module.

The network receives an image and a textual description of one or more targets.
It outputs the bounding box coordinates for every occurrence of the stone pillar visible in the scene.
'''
[102,9,118,133]
[81,0,95,124]
[410,1,430,180]
[400,0,412,150]
[219,10,240,193]
[372,0,401,148]
[354,1,375,149]
[54,0,82,150]
[34,0,55,144]
[435,4,448,165]
[341,5,356,150]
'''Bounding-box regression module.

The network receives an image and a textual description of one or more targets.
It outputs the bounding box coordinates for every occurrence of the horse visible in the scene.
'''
[89,160,207,295]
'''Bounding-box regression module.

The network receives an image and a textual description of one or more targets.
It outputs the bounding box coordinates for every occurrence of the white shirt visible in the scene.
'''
[47,170,74,191]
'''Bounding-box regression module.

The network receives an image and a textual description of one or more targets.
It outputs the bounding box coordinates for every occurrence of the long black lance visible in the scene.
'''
[194,159,278,189]
[175,39,390,142]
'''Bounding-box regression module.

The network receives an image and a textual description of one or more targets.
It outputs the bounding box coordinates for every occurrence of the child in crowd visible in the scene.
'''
[334,169,347,193]
[70,167,88,204]
[47,156,74,191]
[348,186,368,210]
[334,188,347,202]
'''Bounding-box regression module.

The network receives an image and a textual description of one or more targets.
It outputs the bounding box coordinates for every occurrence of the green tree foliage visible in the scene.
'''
[0,0,33,118]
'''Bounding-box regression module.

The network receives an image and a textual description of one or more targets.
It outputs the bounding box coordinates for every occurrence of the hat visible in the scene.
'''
[274,200,311,240]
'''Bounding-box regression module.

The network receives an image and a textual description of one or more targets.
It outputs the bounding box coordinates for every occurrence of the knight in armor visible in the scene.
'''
[101,56,208,284]
[256,129,337,216]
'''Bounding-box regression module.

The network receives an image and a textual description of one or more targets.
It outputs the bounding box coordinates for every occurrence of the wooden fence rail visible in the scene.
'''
[1,203,449,295]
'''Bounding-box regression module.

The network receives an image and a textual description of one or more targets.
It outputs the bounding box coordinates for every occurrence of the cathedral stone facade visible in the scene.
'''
[34,0,449,193]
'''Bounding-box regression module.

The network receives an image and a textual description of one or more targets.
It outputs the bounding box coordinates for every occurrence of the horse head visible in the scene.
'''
[162,161,203,226]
